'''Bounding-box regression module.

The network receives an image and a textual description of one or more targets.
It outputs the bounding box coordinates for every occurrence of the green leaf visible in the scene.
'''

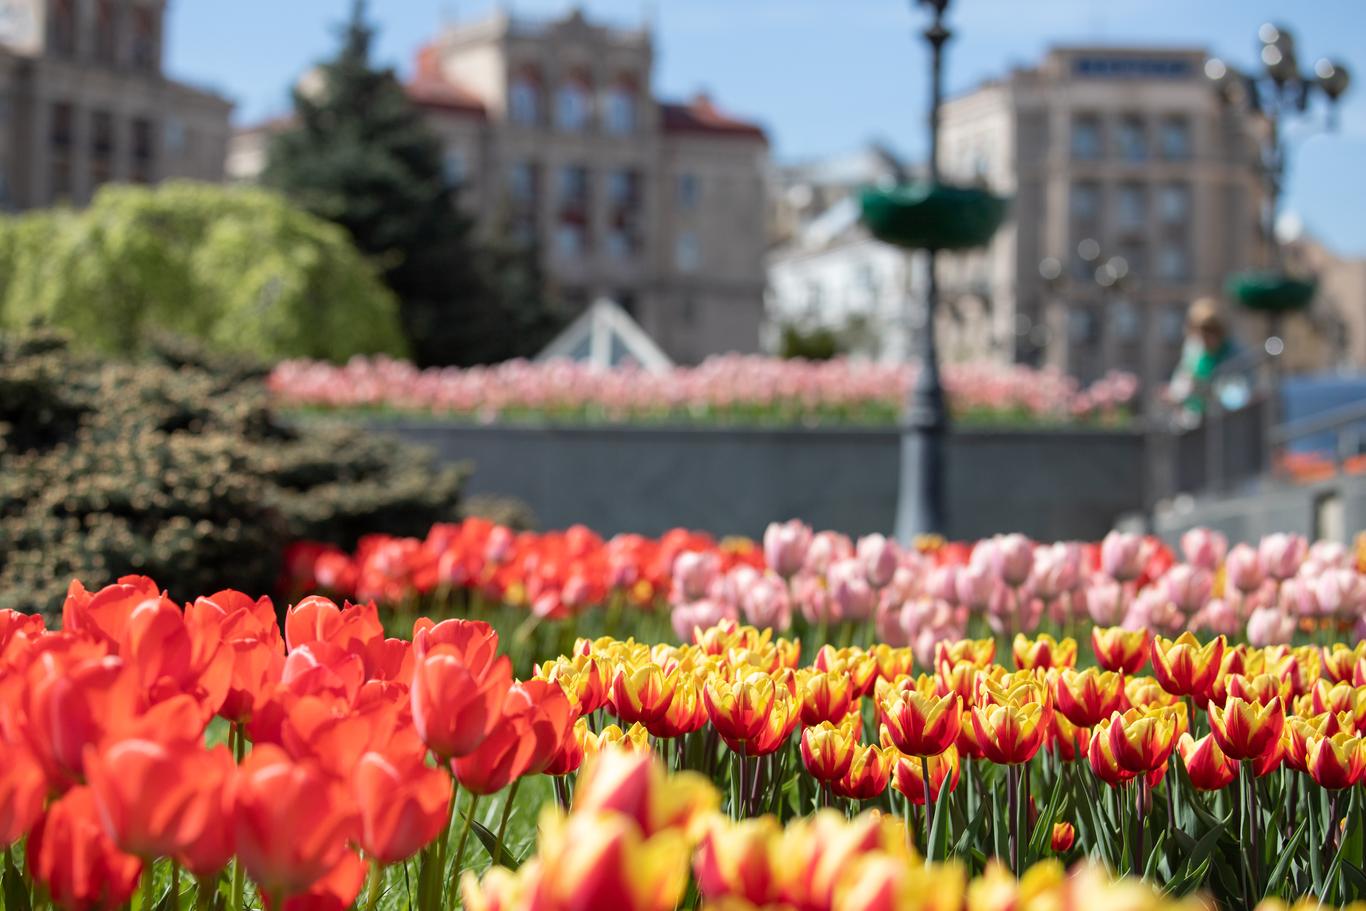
[1025,773,1068,861]
[1267,817,1308,894]
[469,820,522,871]
[928,779,952,862]
[2,851,31,911]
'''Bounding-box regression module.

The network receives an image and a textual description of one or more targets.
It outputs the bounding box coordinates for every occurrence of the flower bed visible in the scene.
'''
[3,576,1366,910]
[283,520,1366,659]
[268,355,1139,427]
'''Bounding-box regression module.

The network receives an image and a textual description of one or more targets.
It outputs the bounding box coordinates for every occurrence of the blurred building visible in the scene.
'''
[0,0,232,210]
[1282,233,1366,374]
[765,144,928,362]
[229,9,770,364]
[937,47,1268,393]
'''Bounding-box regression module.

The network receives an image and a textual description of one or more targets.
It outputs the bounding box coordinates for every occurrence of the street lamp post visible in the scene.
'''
[858,0,1007,544]
[900,0,953,540]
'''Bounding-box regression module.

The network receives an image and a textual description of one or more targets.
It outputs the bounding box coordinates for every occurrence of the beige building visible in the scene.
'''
[0,0,232,210]
[230,9,770,364]
[1282,234,1366,373]
[938,47,1268,392]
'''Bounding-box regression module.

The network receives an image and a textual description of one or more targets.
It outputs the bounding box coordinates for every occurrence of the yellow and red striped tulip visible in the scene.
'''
[533,808,691,911]
[694,816,784,907]
[1053,668,1125,728]
[833,855,966,911]
[1309,679,1360,717]
[798,670,856,727]
[890,742,961,806]
[1306,733,1365,790]
[1012,633,1077,670]
[775,810,914,911]
[1321,643,1366,684]
[646,675,708,739]
[1209,696,1285,761]
[704,670,780,755]
[970,701,1051,765]
[1150,632,1225,699]
[1123,676,1178,711]
[868,644,915,682]
[815,646,879,698]
[611,663,680,728]
[572,747,719,839]
[880,690,961,757]
[1214,672,1289,709]
[581,719,651,757]
[1091,627,1151,674]
[1178,732,1237,791]
[1050,821,1076,853]
[831,744,894,801]
[1086,718,1137,786]
[1107,707,1179,774]
[937,638,996,671]
[801,722,857,783]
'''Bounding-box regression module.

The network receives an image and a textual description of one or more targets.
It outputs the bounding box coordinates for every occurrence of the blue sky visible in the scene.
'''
[168,0,1366,254]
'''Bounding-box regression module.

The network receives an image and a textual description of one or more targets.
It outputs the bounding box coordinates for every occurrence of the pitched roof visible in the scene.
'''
[405,43,487,117]
[660,93,766,142]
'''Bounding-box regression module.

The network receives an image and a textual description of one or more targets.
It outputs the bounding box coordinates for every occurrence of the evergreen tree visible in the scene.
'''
[262,0,483,366]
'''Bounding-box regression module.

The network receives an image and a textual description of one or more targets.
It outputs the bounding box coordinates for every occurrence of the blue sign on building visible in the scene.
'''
[1074,57,1194,79]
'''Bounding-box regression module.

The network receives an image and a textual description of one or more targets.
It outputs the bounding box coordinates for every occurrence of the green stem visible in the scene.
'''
[138,862,156,911]
[231,722,246,911]
[921,755,935,861]
[452,794,480,886]
[364,860,383,911]
[170,862,181,911]
[493,779,522,867]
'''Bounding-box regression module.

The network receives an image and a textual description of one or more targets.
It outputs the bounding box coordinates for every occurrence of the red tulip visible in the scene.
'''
[28,786,142,911]
[84,738,235,863]
[411,644,513,761]
[277,851,369,911]
[353,750,451,864]
[0,741,46,847]
[234,745,359,902]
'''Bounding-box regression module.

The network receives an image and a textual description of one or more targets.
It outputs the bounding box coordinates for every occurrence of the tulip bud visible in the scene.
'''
[1050,821,1076,853]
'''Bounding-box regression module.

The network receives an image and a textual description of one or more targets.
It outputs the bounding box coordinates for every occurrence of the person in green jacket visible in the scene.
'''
[1166,297,1240,423]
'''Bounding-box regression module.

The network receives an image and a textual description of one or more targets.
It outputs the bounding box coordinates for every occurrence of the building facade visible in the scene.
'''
[937,47,1268,393]
[0,0,232,210]
[230,9,770,365]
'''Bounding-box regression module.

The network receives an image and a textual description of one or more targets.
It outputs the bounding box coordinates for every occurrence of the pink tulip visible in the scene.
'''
[827,558,876,622]
[792,571,835,625]
[670,598,734,641]
[1180,528,1227,571]
[1124,588,1183,635]
[1100,531,1146,582]
[990,534,1035,587]
[763,520,812,578]
[1081,575,1124,626]
[1225,544,1264,594]
[1258,533,1307,581]
[954,562,997,610]
[805,531,853,576]
[671,551,719,603]
[1160,565,1213,615]
[1315,568,1366,618]
[1246,606,1296,647]
[1030,543,1082,599]
[740,574,792,632]
[1278,577,1321,617]
[1191,598,1242,636]
[924,565,959,603]
[856,534,901,589]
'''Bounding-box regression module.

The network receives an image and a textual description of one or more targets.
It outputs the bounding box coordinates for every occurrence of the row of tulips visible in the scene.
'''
[281,518,1366,666]
[268,354,1139,426]
[7,572,1366,909]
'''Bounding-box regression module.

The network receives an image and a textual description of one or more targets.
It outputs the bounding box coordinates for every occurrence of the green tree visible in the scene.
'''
[262,0,485,366]
[0,181,405,362]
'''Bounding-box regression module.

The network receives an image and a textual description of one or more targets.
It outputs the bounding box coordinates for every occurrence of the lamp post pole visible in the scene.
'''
[895,0,952,542]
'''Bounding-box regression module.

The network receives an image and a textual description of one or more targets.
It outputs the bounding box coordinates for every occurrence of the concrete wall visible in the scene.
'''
[365,420,1147,541]
[1153,474,1366,547]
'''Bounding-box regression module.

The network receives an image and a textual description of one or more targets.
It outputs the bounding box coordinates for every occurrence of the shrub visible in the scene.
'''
[0,182,407,363]
[0,332,463,617]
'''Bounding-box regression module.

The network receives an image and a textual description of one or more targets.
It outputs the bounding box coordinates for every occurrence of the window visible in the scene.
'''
[1112,300,1140,341]
[1071,116,1101,161]
[558,165,589,210]
[606,169,641,260]
[1156,243,1190,282]
[1160,307,1186,343]
[91,110,114,188]
[555,78,592,132]
[1117,183,1146,233]
[1070,182,1100,220]
[509,71,541,126]
[165,119,188,156]
[1117,116,1146,162]
[555,223,587,259]
[94,0,117,64]
[676,231,700,272]
[603,80,637,135]
[1160,116,1191,160]
[131,6,160,71]
[557,166,590,257]
[442,150,467,187]
[677,173,700,210]
[1158,183,1190,224]
[50,102,74,201]
[509,161,538,203]
[49,0,76,58]
[1068,308,1098,344]
[132,117,156,183]
[50,102,74,150]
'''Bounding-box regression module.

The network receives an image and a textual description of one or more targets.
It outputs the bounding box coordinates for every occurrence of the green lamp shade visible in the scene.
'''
[859,183,1009,251]
[1225,271,1317,314]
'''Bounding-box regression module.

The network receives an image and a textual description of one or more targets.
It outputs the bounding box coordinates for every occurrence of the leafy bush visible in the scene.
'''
[0,182,407,362]
[0,333,463,617]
